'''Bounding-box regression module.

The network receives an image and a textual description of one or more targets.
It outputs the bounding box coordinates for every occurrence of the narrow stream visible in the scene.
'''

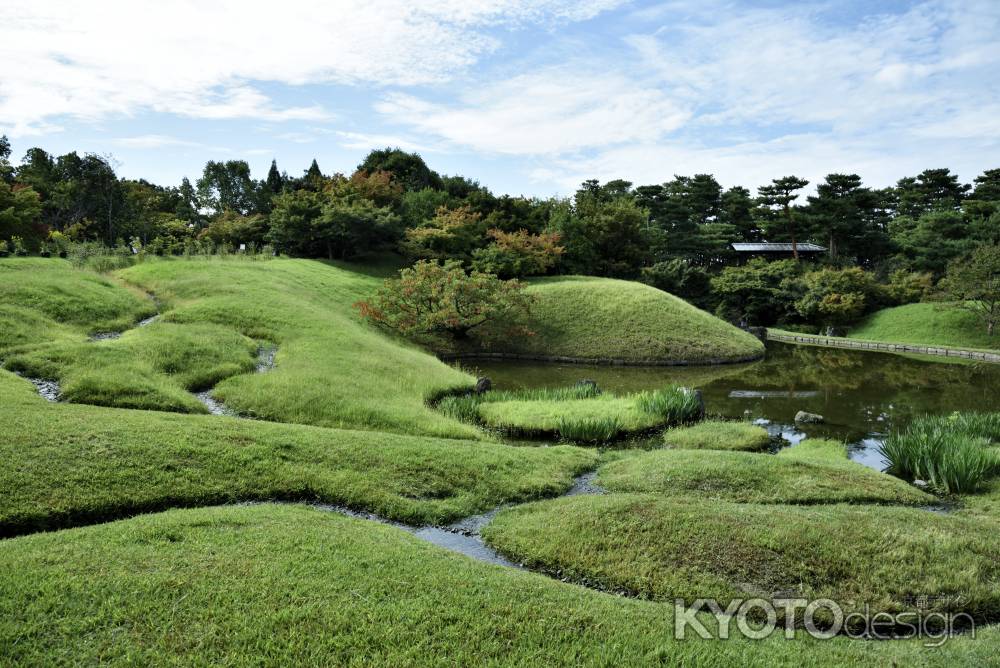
[195,343,277,416]
[314,468,605,568]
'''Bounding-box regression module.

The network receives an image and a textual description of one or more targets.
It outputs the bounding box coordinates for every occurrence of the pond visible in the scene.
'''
[459,342,1000,471]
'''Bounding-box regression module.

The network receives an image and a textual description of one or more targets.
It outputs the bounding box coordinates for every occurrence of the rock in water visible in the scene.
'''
[474,377,492,394]
[794,410,825,424]
[575,379,599,393]
[692,389,706,419]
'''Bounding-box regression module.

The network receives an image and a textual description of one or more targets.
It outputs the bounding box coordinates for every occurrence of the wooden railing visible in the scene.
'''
[766,330,1000,363]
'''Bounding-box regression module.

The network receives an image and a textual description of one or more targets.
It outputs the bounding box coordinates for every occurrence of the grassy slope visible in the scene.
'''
[483,493,1000,623]
[0,258,156,352]
[6,322,259,413]
[599,439,935,505]
[850,302,999,351]
[0,371,594,533]
[478,276,764,363]
[1,503,993,667]
[663,420,772,451]
[110,258,483,438]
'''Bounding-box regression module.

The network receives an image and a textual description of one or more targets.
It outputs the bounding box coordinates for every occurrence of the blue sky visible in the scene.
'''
[2,0,998,196]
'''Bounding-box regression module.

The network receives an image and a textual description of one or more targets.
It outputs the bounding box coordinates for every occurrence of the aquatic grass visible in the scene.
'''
[445,384,701,443]
[435,394,483,423]
[632,385,702,422]
[949,412,1000,443]
[879,415,1000,494]
[556,415,625,443]
[663,420,772,452]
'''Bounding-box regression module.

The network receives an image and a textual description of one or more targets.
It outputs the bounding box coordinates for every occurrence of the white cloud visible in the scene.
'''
[375,69,690,155]
[374,0,1000,192]
[112,135,203,149]
[0,0,623,136]
[335,131,438,154]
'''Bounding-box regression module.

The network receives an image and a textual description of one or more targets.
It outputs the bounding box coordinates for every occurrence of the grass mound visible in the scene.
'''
[0,371,594,533]
[663,419,772,451]
[438,384,702,442]
[880,413,1000,494]
[2,504,992,666]
[0,258,155,352]
[599,439,935,505]
[5,322,259,413]
[483,493,1000,626]
[0,258,485,438]
[850,302,999,351]
[472,276,764,364]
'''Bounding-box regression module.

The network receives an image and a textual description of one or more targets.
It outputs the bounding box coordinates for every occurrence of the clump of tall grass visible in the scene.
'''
[68,241,139,272]
[879,414,1000,494]
[435,383,600,422]
[634,386,702,423]
[479,384,601,404]
[948,412,1000,443]
[557,416,624,443]
[436,394,482,423]
[435,382,701,444]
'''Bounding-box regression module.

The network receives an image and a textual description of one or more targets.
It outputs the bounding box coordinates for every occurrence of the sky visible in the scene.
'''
[2,0,998,196]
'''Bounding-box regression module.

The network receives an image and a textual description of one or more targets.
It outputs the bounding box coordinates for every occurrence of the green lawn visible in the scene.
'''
[462,276,764,363]
[663,419,772,451]
[850,302,999,351]
[1,503,994,666]
[483,493,1000,625]
[0,258,156,352]
[598,439,935,505]
[0,370,594,533]
[5,321,259,413]
[0,257,482,438]
[4,256,999,663]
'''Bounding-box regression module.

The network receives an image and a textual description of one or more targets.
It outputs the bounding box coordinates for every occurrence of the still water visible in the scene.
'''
[461,342,1000,470]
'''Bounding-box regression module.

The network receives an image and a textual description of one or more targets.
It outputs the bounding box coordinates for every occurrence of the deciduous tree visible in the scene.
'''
[355,260,534,341]
[941,243,1000,336]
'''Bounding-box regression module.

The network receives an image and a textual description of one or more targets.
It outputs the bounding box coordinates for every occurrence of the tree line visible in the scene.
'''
[2,134,998,332]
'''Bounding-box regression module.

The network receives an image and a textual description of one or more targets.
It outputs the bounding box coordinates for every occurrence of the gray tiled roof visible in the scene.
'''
[731,242,827,252]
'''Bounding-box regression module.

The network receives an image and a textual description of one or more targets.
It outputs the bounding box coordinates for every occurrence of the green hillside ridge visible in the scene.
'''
[849,302,998,351]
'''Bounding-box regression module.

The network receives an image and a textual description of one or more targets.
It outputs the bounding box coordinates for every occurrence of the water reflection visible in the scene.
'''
[462,342,1000,470]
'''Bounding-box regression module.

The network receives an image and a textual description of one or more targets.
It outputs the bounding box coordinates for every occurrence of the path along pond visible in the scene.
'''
[463,341,1000,472]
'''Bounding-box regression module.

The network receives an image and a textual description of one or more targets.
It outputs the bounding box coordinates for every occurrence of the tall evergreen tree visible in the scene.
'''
[893,168,969,218]
[972,169,1000,202]
[757,176,809,259]
[0,135,12,184]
